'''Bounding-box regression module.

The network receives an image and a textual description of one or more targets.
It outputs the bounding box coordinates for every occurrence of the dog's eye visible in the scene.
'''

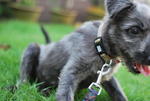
[128,27,141,35]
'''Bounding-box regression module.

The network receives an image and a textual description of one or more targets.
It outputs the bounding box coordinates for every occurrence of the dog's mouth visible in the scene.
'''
[134,63,150,76]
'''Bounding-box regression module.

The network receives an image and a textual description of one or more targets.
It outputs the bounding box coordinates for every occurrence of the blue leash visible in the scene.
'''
[82,89,98,101]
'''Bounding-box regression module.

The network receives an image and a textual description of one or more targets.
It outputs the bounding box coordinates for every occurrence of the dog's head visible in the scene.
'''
[101,0,150,76]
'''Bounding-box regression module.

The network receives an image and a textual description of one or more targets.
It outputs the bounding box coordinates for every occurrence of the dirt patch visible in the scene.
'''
[0,44,11,51]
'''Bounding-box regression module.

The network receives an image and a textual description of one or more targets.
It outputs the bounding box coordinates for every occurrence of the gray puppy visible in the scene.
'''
[19,0,150,101]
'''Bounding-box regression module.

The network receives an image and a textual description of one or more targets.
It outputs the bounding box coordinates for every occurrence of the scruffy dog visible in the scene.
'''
[19,0,150,101]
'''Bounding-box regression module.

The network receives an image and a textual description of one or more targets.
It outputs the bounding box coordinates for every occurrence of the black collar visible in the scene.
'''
[94,37,111,63]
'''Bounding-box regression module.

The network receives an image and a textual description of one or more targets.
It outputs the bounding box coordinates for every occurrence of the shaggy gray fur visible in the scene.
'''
[19,0,150,101]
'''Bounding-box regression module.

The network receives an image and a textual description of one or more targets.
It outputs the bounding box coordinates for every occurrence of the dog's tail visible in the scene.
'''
[40,25,51,44]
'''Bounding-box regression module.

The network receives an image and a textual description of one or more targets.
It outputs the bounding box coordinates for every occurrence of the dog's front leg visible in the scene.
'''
[102,76,128,101]
[56,59,88,101]
[56,73,78,101]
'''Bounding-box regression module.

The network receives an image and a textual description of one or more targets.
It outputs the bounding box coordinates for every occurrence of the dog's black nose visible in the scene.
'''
[144,56,150,65]
[135,51,150,65]
[147,56,150,63]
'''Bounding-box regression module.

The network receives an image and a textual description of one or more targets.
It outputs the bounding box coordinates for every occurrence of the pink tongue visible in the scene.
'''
[135,64,150,76]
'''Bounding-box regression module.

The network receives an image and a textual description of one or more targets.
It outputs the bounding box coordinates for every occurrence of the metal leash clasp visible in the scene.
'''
[88,60,112,95]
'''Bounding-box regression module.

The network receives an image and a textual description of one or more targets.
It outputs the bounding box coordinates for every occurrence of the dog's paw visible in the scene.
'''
[56,91,74,101]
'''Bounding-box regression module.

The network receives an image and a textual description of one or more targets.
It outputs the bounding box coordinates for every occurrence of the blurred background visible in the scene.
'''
[0,0,149,24]
[0,0,106,24]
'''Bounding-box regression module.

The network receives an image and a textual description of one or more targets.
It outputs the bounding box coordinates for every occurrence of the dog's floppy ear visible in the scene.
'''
[105,0,134,18]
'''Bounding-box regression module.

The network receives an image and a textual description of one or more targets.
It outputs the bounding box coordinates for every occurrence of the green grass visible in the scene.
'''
[0,20,149,101]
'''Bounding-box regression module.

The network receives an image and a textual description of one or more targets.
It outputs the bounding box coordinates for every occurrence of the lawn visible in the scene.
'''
[0,20,149,101]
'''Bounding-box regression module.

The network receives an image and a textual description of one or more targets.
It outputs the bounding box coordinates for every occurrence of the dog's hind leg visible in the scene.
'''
[19,43,40,84]
[102,76,128,101]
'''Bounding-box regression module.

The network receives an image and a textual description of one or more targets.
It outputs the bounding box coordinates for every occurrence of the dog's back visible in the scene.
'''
[36,21,101,87]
